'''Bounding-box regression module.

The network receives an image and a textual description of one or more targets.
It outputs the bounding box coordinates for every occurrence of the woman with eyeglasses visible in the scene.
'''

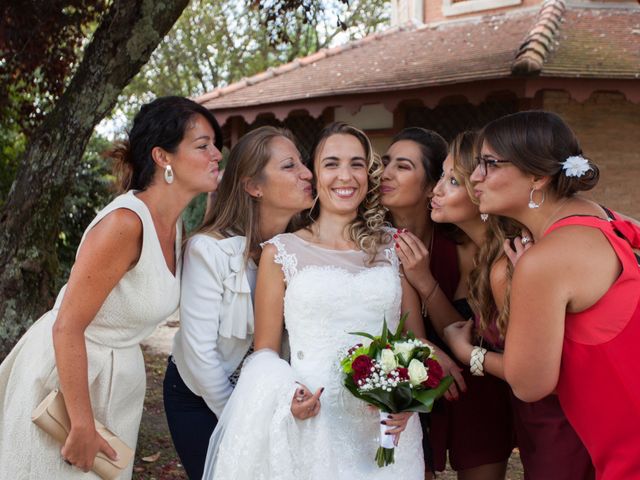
[468,111,640,480]
[439,131,594,480]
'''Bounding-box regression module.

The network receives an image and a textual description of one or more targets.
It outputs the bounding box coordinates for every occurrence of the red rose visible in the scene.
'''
[396,367,409,381]
[422,358,444,388]
[352,355,373,382]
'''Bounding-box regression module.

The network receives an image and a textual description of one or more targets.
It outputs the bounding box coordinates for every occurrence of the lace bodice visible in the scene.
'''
[265,233,401,388]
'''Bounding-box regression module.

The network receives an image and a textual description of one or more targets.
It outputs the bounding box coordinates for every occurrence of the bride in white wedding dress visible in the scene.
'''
[202,122,428,480]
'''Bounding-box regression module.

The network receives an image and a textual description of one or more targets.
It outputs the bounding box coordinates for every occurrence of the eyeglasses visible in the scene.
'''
[475,155,511,177]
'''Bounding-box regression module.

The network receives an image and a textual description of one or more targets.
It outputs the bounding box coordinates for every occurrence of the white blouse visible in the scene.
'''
[171,234,256,417]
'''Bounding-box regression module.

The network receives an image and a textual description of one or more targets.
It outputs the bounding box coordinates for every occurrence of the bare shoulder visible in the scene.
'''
[78,208,143,266]
[260,242,278,262]
[92,208,143,239]
[517,224,612,279]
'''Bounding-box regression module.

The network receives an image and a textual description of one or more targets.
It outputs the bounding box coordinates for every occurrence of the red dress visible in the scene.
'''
[546,214,640,480]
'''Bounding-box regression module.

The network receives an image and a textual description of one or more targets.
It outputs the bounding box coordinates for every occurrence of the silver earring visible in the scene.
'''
[480,213,489,222]
[164,165,174,184]
[528,188,544,209]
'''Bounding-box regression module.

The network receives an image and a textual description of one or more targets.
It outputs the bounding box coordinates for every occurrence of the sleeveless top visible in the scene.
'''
[545,212,640,480]
[0,190,181,480]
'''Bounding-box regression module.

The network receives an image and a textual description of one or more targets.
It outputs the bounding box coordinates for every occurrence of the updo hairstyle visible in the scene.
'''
[479,111,598,197]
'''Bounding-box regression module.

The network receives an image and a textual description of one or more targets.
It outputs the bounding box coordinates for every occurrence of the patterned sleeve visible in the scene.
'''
[261,234,298,284]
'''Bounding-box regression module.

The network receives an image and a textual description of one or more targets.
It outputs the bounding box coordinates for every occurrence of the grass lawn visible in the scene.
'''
[135,347,524,479]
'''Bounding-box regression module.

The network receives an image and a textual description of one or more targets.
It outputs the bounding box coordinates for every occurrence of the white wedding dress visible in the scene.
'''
[202,233,424,480]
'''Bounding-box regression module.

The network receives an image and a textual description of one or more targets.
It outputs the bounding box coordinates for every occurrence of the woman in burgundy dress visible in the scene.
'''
[470,110,640,479]
[381,128,514,480]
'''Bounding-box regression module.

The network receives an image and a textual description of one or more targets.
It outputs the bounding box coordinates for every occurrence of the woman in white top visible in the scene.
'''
[163,126,313,479]
[0,96,223,479]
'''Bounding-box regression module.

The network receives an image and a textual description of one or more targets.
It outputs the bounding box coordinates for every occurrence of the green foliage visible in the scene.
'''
[55,134,115,288]
[0,123,25,209]
[182,193,208,234]
[114,0,389,122]
[0,1,108,135]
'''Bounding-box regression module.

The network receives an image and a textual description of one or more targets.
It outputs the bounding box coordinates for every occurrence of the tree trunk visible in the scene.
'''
[0,0,189,359]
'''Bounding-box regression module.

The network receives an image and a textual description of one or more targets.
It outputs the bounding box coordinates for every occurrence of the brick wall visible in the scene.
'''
[543,90,640,219]
[423,0,542,23]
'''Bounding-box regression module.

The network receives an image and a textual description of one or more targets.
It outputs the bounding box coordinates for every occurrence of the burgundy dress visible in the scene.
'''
[425,226,515,472]
[548,214,640,479]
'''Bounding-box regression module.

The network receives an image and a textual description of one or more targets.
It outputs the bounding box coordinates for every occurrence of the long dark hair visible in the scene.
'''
[389,127,448,189]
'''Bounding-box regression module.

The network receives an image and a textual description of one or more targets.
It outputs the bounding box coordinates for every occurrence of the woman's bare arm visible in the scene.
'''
[53,209,141,470]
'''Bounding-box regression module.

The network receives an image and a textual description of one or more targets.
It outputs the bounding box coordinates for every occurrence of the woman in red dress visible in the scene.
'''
[470,110,640,479]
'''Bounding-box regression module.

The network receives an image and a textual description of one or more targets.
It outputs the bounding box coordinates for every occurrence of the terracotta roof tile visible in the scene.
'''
[512,0,566,74]
[542,7,640,78]
[196,4,640,110]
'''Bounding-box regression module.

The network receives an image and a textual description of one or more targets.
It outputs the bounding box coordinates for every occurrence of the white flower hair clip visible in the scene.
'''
[561,155,592,177]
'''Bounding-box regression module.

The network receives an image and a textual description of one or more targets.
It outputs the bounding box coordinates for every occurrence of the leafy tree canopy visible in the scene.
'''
[113,0,389,122]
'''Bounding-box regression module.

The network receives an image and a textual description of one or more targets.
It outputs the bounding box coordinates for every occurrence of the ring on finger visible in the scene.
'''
[521,235,531,245]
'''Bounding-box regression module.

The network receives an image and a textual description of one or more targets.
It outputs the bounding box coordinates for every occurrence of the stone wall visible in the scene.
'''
[543,90,640,219]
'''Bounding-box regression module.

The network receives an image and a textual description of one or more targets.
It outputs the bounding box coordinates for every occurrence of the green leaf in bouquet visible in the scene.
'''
[412,345,433,361]
[344,376,389,411]
[362,387,398,413]
[392,312,408,341]
[349,331,376,341]
[412,375,454,412]
[393,383,414,411]
[380,318,389,345]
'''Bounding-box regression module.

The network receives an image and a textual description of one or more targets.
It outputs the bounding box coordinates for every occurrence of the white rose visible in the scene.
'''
[379,349,397,373]
[392,342,415,364]
[408,359,428,386]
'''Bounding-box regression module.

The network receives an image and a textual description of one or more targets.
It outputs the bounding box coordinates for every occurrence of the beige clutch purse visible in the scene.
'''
[31,389,134,480]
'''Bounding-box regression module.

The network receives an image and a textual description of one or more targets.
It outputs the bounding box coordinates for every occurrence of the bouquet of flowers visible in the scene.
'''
[340,314,452,467]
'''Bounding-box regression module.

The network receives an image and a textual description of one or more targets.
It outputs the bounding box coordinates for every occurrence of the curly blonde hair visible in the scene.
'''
[468,216,521,339]
[303,122,389,261]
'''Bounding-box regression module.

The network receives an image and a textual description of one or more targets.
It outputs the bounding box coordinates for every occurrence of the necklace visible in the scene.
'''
[537,197,572,239]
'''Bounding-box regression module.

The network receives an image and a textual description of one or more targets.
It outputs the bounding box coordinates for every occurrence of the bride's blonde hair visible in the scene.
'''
[303,122,389,260]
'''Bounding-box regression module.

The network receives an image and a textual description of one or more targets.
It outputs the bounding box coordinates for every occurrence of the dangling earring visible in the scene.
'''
[480,213,489,222]
[164,165,174,185]
[528,187,544,209]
